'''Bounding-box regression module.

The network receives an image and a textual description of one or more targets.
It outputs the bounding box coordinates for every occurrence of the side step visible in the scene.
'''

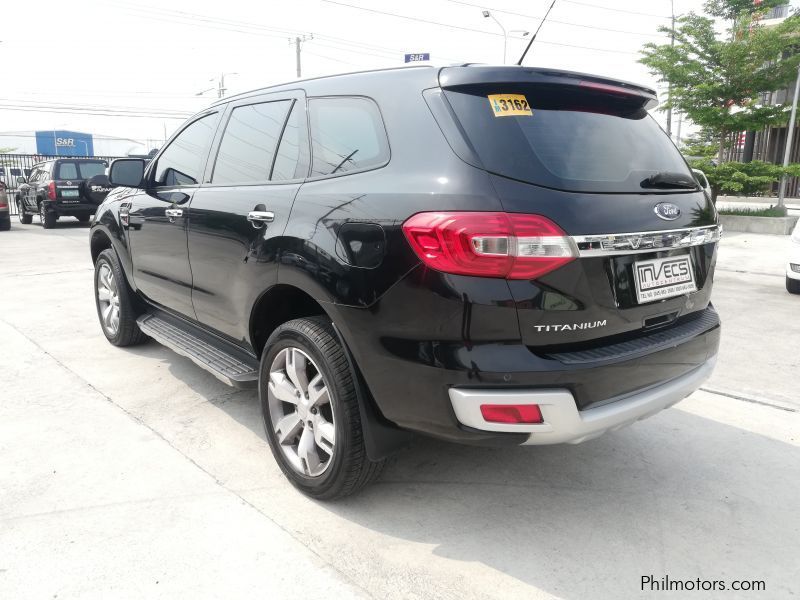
[137,313,259,388]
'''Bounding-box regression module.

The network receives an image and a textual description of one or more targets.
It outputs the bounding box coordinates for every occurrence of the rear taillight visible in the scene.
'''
[47,181,56,200]
[401,212,576,280]
[0,201,7,209]
[480,404,543,424]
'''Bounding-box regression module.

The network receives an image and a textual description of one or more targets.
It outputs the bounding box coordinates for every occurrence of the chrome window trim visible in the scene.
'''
[571,225,721,257]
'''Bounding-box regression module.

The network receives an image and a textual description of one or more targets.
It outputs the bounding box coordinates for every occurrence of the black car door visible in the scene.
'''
[187,92,310,343]
[126,111,221,318]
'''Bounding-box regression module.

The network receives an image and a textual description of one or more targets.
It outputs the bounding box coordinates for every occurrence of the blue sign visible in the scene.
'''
[35,130,94,156]
[404,53,430,63]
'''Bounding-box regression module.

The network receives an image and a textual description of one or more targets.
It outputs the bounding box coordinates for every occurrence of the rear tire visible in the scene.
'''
[0,217,9,231]
[39,203,56,229]
[17,200,32,224]
[260,316,385,499]
[787,276,800,295]
[94,249,148,346]
[77,214,91,223]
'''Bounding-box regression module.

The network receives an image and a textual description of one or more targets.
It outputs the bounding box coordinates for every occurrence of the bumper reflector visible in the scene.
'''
[480,404,543,424]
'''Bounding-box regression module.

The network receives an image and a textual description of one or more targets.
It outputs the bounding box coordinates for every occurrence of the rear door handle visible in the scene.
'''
[247,211,275,227]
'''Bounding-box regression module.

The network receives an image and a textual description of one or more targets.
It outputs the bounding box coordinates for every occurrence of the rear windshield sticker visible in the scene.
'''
[488,94,532,117]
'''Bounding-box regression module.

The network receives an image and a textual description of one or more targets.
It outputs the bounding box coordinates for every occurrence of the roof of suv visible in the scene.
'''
[210,64,657,108]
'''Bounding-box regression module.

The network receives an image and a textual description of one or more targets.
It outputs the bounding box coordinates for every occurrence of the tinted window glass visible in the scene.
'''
[155,113,218,186]
[271,102,307,181]
[78,162,106,179]
[308,97,388,177]
[58,162,78,180]
[443,84,693,193]
[213,101,290,184]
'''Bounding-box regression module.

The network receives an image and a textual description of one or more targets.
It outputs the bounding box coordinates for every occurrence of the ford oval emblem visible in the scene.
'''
[654,202,681,221]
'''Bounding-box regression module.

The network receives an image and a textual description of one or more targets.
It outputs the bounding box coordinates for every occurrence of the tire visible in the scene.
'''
[39,202,56,229]
[0,217,9,231]
[787,276,800,295]
[17,200,32,224]
[260,316,385,499]
[94,249,148,346]
[77,214,91,223]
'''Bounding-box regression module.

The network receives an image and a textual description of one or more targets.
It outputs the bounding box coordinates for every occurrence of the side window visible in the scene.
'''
[212,100,291,184]
[154,113,219,187]
[58,162,78,180]
[308,97,389,178]
[271,102,308,181]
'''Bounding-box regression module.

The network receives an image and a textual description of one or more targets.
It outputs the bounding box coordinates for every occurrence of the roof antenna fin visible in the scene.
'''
[516,0,557,66]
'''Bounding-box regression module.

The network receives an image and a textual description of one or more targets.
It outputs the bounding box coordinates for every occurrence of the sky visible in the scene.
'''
[0,0,719,153]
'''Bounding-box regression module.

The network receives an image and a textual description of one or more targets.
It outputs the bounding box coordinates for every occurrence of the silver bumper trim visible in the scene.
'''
[448,356,717,445]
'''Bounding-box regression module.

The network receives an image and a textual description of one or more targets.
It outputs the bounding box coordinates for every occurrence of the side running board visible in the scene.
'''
[137,314,259,388]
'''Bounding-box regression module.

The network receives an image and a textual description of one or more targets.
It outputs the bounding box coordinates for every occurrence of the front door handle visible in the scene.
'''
[165,208,183,222]
[247,211,275,228]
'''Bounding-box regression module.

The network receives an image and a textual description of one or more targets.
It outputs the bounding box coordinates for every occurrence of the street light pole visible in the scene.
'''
[483,10,508,64]
[778,62,800,209]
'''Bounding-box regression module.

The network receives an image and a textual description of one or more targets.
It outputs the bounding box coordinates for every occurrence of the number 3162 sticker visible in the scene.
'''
[488,94,532,117]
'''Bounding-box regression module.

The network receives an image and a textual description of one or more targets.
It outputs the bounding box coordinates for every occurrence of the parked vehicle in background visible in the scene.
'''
[692,168,712,199]
[0,166,31,191]
[0,182,10,230]
[16,159,111,228]
[90,65,721,499]
[787,219,800,294]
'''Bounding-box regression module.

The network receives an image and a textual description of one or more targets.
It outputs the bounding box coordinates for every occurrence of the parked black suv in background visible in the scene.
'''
[17,158,111,228]
[90,65,721,499]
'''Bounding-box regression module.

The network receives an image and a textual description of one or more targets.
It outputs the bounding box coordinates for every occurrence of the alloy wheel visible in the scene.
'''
[267,347,336,477]
[96,263,120,336]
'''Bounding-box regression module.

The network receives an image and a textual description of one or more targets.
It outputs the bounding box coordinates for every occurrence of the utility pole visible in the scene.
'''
[666,0,675,139]
[291,34,313,78]
[778,62,800,208]
[675,111,683,149]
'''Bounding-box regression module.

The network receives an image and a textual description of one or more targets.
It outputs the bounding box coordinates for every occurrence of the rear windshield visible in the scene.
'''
[443,84,693,193]
[56,161,106,180]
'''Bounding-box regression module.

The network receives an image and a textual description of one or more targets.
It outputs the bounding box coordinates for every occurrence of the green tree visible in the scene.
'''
[640,10,800,162]
[703,0,785,22]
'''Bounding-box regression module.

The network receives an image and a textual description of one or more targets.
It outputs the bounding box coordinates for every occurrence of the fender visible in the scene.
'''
[89,196,138,292]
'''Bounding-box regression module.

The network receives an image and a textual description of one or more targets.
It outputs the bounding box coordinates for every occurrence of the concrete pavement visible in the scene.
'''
[1,219,798,599]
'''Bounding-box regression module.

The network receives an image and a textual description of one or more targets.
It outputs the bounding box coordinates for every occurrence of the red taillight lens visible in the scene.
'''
[0,201,7,209]
[47,181,56,200]
[402,211,576,280]
[480,404,543,424]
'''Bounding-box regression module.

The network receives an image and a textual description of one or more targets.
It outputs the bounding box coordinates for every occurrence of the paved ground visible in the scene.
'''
[1,218,798,599]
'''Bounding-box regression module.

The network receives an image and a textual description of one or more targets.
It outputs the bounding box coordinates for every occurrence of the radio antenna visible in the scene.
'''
[516,0,557,66]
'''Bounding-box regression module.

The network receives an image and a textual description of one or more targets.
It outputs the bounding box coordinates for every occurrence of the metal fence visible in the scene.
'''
[1,153,123,215]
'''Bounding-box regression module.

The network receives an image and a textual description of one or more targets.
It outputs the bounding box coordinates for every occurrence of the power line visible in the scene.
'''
[444,0,664,37]
[0,105,190,119]
[560,0,671,19]
[0,98,190,116]
[321,1,638,55]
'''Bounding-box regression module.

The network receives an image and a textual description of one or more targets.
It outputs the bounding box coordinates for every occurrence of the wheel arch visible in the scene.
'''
[250,282,411,460]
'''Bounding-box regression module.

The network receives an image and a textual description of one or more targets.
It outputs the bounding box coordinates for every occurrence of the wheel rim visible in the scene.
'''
[267,347,336,477]
[17,201,24,222]
[96,263,120,336]
[39,204,46,224]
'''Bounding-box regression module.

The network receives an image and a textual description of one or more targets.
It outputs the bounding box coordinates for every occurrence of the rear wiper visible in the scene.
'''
[641,171,697,189]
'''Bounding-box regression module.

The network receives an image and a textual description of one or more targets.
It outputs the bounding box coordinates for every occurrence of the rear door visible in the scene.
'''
[51,160,107,209]
[437,71,720,347]
[188,91,309,343]
[126,111,221,318]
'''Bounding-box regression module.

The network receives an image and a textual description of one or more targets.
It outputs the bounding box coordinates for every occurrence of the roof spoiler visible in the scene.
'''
[438,66,658,110]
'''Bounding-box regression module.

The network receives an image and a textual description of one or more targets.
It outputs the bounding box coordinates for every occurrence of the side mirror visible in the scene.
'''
[16,176,27,184]
[109,158,146,188]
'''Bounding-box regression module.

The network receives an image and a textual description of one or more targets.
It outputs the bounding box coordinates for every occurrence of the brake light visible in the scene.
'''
[0,200,6,209]
[402,212,576,280]
[47,181,56,200]
[480,404,543,424]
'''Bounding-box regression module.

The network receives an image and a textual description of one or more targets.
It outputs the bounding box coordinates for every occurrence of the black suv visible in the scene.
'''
[17,158,111,228]
[90,65,721,499]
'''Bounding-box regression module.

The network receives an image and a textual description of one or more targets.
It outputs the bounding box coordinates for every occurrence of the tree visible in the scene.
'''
[640,9,800,162]
[703,0,785,22]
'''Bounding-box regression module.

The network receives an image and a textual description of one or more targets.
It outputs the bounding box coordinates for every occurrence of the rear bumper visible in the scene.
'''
[450,355,716,445]
[50,201,96,215]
